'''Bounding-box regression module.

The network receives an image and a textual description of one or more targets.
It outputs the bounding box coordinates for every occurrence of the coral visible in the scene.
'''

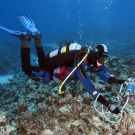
[0,111,15,134]
[115,112,135,134]
[14,112,44,135]
[0,111,6,126]
[0,55,135,134]
[128,124,135,135]
[12,104,27,115]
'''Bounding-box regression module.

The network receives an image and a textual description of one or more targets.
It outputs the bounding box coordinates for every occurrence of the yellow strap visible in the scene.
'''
[61,46,66,53]
[58,47,91,94]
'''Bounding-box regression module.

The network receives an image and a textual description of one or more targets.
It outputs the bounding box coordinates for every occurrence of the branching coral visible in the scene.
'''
[115,112,135,134]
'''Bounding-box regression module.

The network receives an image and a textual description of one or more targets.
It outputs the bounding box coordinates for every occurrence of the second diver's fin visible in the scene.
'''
[18,15,40,36]
[0,26,27,36]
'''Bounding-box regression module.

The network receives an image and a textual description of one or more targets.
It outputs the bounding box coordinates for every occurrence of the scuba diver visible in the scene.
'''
[0,15,126,116]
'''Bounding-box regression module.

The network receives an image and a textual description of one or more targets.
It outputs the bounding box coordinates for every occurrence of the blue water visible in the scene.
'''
[0,0,135,57]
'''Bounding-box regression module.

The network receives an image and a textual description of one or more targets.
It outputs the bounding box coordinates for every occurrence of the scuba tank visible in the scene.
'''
[49,42,81,58]
[45,42,83,71]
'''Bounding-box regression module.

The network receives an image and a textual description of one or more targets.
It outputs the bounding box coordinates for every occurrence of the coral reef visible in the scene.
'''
[0,42,20,75]
[0,56,135,134]
[115,112,135,135]
[0,111,15,134]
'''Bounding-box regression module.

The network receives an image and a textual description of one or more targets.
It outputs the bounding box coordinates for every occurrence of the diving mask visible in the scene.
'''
[98,57,109,64]
[95,51,109,64]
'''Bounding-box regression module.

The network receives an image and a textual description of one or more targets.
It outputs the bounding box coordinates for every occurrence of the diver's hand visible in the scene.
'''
[108,75,126,85]
[108,104,120,114]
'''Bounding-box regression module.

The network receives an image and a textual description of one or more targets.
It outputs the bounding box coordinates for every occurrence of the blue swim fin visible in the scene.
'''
[0,26,27,36]
[18,15,40,36]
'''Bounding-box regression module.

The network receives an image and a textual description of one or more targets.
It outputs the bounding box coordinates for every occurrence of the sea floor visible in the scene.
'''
[0,74,13,84]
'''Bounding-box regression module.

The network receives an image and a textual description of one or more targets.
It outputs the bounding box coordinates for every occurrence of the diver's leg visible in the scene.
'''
[20,34,33,76]
[18,15,47,74]
[34,34,46,70]
[18,15,46,70]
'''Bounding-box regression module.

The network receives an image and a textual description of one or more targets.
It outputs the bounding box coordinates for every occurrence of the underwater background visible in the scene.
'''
[0,0,135,76]
[0,0,135,48]
[0,0,135,135]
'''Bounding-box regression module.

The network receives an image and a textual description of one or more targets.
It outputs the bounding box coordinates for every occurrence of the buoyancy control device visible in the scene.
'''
[45,42,83,70]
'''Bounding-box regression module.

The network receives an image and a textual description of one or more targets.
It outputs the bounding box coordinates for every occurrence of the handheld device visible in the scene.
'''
[94,77,135,124]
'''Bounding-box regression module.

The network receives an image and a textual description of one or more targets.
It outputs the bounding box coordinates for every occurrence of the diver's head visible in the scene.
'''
[94,44,108,64]
[88,44,109,72]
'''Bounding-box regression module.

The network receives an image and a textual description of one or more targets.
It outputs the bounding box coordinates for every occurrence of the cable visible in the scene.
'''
[117,84,124,101]
[94,93,129,124]
[102,97,129,124]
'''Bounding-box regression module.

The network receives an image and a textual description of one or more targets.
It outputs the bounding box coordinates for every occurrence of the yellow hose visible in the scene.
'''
[58,47,91,94]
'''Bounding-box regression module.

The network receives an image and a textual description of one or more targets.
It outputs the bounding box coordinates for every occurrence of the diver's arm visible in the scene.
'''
[95,65,110,82]
[97,94,120,114]
[75,68,120,114]
[108,75,126,85]
[76,63,120,114]
[95,65,125,85]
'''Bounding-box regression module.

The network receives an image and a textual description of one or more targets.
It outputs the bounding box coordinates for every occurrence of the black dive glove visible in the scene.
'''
[108,75,125,85]
[97,94,120,115]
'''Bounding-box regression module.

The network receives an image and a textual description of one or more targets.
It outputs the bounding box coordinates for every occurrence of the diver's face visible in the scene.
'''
[97,60,102,67]
[95,51,109,66]
[97,56,109,66]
